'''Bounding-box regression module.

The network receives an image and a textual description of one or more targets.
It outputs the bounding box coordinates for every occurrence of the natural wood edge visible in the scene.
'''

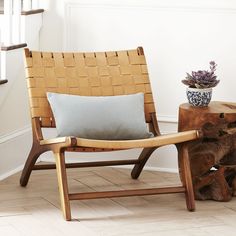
[69,186,186,200]
[1,43,27,51]
[0,80,8,85]
[21,9,44,15]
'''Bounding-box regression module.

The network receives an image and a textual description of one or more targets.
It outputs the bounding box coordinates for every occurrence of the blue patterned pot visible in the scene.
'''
[186,87,212,107]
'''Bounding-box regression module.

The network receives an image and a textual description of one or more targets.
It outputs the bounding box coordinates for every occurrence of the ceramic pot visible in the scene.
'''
[186,87,212,107]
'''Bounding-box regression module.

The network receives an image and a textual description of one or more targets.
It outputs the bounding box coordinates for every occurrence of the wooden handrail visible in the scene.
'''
[1,43,27,51]
[0,80,8,85]
[0,9,44,15]
[21,9,44,15]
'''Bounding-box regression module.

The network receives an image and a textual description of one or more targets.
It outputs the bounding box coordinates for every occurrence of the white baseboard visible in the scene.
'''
[158,115,178,124]
[0,125,31,144]
[0,126,32,181]
[0,164,24,181]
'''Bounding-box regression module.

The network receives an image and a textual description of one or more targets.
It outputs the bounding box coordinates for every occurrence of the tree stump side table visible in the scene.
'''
[178,101,236,201]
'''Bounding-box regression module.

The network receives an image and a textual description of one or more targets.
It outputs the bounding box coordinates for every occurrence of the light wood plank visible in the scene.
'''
[1,167,236,235]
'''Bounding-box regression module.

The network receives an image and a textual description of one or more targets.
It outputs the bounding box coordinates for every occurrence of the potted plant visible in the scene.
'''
[182,61,220,107]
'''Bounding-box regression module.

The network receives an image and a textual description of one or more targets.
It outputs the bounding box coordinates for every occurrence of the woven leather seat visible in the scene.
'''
[21,47,201,220]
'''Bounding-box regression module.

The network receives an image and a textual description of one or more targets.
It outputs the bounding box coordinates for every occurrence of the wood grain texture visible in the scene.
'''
[39,130,200,149]
[73,130,200,149]
[180,143,195,211]
[54,152,71,221]
[178,101,236,132]
[68,187,185,200]
[178,102,236,201]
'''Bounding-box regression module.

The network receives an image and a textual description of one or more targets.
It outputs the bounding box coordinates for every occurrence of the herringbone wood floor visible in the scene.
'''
[0,164,236,236]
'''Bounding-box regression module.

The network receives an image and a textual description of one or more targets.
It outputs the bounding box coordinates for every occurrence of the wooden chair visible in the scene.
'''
[21,47,201,221]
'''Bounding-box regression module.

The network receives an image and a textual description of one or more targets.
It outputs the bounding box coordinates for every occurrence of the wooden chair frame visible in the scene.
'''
[21,47,201,220]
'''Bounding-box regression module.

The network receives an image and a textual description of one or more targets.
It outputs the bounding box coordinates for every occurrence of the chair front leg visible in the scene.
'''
[54,151,71,221]
[177,143,195,211]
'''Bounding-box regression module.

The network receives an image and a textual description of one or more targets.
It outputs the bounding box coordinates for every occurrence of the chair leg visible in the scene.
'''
[54,151,71,221]
[178,143,195,211]
[131,147,157,179]
[20,145,44,187]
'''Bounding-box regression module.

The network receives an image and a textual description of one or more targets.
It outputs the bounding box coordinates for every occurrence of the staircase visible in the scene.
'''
[0,0,43,46]
[0,0,43,102]
[0,0,43,76]
[0,0,44,180]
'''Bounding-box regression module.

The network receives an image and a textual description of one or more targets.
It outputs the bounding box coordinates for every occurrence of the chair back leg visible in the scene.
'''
[20,144,44,186]
[131,147,157,179]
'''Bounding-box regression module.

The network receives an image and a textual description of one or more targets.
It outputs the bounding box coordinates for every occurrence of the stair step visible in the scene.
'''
[1,43,27,51]
[0,8,44,15]
[0,80,8,85]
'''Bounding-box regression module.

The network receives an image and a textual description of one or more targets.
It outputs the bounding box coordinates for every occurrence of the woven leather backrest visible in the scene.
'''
[24,47,156,127]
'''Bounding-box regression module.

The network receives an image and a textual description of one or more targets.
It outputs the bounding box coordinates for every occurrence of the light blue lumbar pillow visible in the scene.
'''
[47,92,153,140]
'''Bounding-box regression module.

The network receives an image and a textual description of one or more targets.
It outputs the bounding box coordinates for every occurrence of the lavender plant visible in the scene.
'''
[182,61,220,89]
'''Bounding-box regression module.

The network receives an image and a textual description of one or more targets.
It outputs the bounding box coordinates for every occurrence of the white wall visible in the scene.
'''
[0,50,30,134]
[40,0,236,105]
[38,0,236,171]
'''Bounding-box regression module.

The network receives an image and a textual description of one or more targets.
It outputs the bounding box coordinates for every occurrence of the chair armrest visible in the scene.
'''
[40,136,77,147]
[75,130,201,149]
[39,130,201,150]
